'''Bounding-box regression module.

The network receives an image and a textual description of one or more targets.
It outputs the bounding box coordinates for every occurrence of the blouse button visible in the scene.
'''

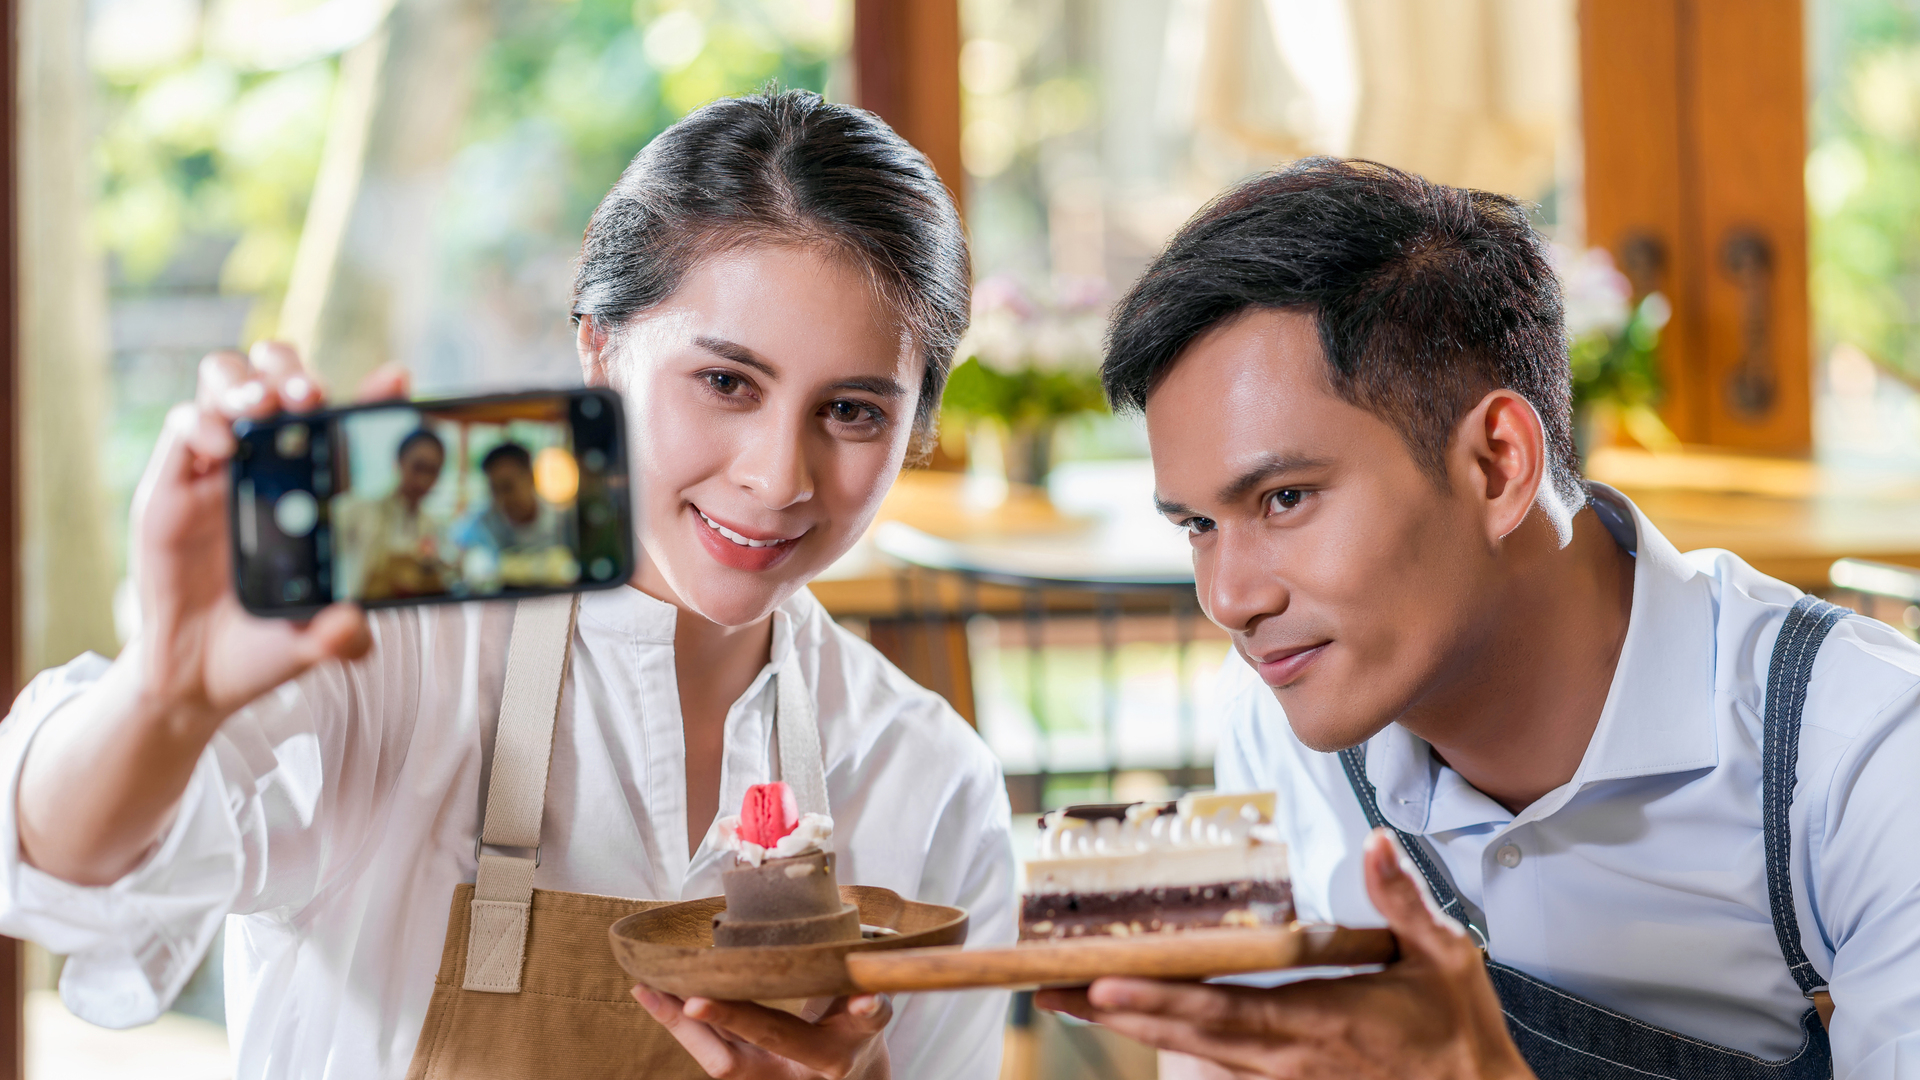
[1495,844,1523,868]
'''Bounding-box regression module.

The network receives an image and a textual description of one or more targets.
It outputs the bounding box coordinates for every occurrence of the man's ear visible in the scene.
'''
[1454,389,1548,544]
[576,315,612,387]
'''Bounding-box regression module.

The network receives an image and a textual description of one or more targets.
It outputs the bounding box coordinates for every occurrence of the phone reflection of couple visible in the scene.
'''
[339,431,575,601]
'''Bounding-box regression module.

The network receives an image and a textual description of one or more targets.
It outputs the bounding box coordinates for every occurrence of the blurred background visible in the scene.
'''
[6,0,1920,1076]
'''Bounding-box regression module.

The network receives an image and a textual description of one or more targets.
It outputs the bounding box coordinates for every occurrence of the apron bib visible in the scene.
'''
[406,595,832,1079]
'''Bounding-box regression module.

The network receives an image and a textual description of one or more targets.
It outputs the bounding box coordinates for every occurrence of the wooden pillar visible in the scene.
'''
[1580,0,1810,454]
[0,0,23,1068]
[852,0,964,203]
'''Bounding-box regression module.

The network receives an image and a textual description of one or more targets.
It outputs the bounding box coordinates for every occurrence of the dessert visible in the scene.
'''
[1019,791,1292,941]
[710,782,862,947]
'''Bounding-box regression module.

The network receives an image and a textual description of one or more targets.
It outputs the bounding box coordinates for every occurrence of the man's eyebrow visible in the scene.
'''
[693,336,776,377]
[693,336,906,399]
[1153,495,1195,517]
[1215,453,1333,504]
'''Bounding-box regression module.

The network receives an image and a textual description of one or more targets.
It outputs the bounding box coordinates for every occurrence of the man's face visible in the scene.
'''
[1146,309,1496,752]
[486,461,539,525]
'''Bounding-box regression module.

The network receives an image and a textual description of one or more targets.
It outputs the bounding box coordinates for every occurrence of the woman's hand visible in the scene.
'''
[1036,830,1536,1080]
[17,345,405,886]
[633,988,891,1080]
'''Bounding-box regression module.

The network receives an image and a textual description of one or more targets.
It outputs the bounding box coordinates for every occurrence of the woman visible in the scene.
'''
[0,90,1012,1080]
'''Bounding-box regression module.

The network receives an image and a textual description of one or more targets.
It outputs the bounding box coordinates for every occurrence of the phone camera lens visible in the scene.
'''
[581,448,607,472]
[275,424,310,460]
[282,578,313,603]
[589,557,614,581]
[274,490,319,538]
[580,396,603,420]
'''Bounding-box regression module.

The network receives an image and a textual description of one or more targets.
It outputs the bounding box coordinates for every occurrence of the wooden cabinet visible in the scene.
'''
[1580,0,1811,453]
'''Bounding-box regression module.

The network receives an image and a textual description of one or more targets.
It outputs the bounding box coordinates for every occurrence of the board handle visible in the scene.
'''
[845,925,1398,993]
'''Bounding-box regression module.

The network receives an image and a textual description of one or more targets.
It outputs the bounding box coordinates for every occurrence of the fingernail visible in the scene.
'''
[222,382,266,413]
[284,376,313,404]
[852,994,886,1017]
[633,987,657,1009]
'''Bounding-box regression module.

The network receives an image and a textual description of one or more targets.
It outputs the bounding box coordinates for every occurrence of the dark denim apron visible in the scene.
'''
[1338,595,1845,1079]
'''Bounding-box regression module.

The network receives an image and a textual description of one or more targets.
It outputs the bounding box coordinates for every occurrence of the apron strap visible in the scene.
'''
[774,656,830,818]
[1764,595,1846,1014]
[465,594,579,993]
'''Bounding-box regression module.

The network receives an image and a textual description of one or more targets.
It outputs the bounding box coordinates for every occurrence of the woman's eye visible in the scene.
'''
[704,371,744,395]
[1267,489,1305,513]
[825,400,880,426]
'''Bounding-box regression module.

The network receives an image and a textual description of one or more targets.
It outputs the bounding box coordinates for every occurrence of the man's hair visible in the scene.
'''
[397,428,444,462]
[481,442,533,475]
[1103,158,1582,510]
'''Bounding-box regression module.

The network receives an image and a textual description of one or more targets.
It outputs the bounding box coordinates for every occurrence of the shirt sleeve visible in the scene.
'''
[0,614,430,1029]
[1804,639,1920,1079]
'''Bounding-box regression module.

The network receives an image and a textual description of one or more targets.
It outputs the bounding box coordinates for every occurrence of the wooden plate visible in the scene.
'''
[844,924,1398,993]
[608,885,968,1000]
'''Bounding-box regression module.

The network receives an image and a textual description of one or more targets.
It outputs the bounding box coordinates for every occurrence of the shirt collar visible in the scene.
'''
[1370,483,1721,835]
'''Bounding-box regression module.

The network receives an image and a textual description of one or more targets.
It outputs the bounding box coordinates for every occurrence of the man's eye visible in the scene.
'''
[1180,516,1215,536]
[1268,489,1304,513]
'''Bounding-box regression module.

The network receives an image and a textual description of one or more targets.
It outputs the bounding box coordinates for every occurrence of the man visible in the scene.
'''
[1040,160,1920,1078]
[453,442,571,559]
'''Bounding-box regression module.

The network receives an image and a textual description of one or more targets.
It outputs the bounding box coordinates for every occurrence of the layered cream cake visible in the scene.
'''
[1020,791,1292,941]
[711,782,862,947]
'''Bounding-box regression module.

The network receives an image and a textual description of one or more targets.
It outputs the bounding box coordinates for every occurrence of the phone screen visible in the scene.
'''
[231,388,633,616]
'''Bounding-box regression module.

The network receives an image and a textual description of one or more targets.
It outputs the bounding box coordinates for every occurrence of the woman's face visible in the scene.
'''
[580,244,924,628]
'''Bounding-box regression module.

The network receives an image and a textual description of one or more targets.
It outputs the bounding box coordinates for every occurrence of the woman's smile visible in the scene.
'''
[689,502,808,572]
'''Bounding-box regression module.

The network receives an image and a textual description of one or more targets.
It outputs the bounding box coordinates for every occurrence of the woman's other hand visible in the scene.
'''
[16,345,406,886]
[633,988,891,1080]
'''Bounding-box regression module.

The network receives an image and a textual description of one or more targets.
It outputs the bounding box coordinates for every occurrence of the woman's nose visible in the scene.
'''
[730,424,814,508]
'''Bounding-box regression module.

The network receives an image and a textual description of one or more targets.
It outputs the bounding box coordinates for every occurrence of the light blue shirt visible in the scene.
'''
[1215,486,1920,1077]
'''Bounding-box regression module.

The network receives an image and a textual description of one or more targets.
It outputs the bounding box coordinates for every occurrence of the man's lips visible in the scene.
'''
[1251,642,1330,688]
[690,504,807,572]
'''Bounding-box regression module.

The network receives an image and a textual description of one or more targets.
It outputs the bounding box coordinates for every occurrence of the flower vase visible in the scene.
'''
[1002,420,1056,490]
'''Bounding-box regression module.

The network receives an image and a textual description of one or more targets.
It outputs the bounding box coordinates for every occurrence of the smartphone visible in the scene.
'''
[231,387,634,617]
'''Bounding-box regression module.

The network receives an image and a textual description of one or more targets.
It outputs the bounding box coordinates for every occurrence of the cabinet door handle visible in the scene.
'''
[1722,228,1775,419]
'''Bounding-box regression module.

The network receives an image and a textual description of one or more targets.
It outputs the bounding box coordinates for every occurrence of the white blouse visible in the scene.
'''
[0,586,1016,1080]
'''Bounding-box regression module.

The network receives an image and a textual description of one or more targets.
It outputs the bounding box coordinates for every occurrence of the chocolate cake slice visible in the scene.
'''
[1019,791,1293,941]
[710,782,861,948]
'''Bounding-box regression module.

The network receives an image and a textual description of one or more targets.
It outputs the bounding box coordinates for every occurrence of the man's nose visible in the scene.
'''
[729,418,815,508]
[1200,524,1289,633]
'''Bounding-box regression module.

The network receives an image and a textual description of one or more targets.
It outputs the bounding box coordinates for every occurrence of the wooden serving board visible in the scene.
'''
[844,924,1398,993]
[608,885,968,1000]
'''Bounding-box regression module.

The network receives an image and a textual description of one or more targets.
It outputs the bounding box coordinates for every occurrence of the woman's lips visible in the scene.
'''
[1254,642,1329,688]
[690,504,805,572]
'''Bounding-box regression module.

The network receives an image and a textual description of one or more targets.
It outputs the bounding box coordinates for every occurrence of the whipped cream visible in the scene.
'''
[1035,802,1279,861]
[716,811,834,867]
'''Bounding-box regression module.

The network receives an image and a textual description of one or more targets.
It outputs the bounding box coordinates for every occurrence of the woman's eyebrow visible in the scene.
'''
[693,335,777,377]
[692,336,905,398]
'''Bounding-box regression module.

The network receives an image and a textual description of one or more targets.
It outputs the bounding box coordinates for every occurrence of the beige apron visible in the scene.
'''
[406,595,833,1079]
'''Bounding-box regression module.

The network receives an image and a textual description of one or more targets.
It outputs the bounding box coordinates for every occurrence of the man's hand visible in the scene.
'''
[1036,829,1535,1080]
[633,988,891,1079]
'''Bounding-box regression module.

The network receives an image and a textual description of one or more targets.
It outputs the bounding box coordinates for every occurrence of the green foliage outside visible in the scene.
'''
[1809,0,1920,382]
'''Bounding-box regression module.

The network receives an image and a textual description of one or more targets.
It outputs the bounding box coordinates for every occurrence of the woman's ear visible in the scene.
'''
[576,315,612,387]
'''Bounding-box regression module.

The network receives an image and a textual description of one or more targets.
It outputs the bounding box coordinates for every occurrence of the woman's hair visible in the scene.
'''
[572,87,969,458]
